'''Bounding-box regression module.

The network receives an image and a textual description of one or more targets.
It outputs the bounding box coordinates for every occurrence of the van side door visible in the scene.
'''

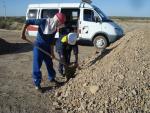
[40,9,59,18]
[26,8,59,37]
[79,8,102,40]
[61,8,80,33]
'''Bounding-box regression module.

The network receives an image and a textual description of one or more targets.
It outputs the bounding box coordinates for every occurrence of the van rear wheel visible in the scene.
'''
[93,36,108,49]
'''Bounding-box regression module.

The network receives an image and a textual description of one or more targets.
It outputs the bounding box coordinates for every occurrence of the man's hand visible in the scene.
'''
[21,24,28,40]
[51,53,55,59]
[73,62,79,68]
[21,34,26,40]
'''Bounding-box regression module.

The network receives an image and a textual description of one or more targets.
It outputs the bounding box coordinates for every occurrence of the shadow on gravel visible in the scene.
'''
[88,44,120,66]
[41,86,53,93]
[41,82,66,93]
[64,63,79,81]
[77,40,93,46]
[0,38,32,55]
[42,64,78,93]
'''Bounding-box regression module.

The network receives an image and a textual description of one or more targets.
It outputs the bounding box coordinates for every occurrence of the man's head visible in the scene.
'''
[53,13,66,27]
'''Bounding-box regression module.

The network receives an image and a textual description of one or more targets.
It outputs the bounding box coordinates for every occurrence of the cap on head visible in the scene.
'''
[55,12,66,24]
[68,33,78,45]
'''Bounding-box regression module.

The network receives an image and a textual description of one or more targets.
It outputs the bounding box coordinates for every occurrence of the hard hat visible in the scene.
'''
[55,13,66,24]
[68,33,78,45]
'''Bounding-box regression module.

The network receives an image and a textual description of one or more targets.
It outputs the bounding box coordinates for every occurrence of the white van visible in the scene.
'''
[26,1,124,49]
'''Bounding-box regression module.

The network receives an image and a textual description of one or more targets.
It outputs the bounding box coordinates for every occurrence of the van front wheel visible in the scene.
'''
[93,36,108,49]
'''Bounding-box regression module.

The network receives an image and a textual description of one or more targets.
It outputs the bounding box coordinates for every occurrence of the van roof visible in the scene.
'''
[28,3,94,9]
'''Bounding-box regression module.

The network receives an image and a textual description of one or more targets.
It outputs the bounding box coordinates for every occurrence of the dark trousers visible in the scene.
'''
[58,50,71,74]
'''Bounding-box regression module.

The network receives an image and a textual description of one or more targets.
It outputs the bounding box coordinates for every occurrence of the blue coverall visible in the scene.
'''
[26,19,56,87]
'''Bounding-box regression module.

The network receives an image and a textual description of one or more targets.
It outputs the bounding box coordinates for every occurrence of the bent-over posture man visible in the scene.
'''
[21,13,66,91]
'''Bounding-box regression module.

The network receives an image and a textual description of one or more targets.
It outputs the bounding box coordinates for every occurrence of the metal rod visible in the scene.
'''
[2,0,6,20]
[25,38,67,66]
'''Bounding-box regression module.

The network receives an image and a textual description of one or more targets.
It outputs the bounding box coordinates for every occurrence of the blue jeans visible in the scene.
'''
[32,46,56,87]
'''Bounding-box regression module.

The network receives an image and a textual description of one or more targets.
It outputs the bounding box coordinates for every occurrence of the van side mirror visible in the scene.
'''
[95,17,101,23]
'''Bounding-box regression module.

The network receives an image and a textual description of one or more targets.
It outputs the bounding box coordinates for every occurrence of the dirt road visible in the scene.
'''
[0,21,150,113]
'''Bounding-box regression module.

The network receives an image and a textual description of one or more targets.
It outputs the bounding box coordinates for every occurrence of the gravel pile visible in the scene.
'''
[51,29,150,113]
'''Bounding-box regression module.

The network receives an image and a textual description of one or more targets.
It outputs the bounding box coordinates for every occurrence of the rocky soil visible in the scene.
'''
[0,21,150,113]
[51,29,150,113]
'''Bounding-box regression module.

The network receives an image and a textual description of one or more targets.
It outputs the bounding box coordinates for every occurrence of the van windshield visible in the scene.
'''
[94,6,111,21]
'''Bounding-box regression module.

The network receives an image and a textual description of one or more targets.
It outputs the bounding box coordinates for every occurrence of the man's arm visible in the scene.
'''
[21,19,44,40]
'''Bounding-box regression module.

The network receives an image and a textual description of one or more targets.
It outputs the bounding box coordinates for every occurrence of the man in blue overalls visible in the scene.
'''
[21,13,66,91]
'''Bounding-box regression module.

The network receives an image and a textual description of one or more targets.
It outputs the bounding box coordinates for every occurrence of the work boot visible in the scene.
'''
[50,79,63,86]
[59,71,66,77]
[35,85,43,93]
[58,70,64,75]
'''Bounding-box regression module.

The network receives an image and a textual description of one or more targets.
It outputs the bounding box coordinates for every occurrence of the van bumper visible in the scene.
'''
[108,33,124,43]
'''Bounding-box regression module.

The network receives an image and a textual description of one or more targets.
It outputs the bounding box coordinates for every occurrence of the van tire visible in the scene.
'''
[93,36,108,49]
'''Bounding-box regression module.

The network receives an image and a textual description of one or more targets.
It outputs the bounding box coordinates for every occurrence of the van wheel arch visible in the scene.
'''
[92,33,109,49]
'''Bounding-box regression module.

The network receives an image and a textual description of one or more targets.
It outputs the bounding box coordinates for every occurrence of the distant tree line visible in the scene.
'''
[0,16,25,30]
[110,16,150,21]
[0,16,150,30]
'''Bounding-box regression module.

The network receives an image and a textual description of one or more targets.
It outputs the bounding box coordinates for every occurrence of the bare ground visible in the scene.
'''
[0,21,150,113]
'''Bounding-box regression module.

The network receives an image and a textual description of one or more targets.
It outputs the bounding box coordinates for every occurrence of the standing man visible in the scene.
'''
[21,13,66,91]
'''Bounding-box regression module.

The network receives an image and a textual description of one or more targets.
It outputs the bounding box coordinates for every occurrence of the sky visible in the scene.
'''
[0,0,150,17]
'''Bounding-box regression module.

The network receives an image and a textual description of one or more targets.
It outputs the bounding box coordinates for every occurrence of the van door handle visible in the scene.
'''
[83,26,88,33]
[83,26,87,29]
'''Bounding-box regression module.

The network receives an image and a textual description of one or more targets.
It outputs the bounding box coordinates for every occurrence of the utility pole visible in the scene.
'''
[2,0,6,20]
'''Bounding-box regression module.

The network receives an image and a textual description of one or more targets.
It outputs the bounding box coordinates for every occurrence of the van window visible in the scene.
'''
[61,9,80,29]
[94,7,109,21]
[41,9,59,18]
[28,9,38,19]
[84,9,100,22]
[93,10,101,22]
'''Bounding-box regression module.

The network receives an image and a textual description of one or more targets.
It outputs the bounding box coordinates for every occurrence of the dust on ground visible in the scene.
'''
[0,21,150,113]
